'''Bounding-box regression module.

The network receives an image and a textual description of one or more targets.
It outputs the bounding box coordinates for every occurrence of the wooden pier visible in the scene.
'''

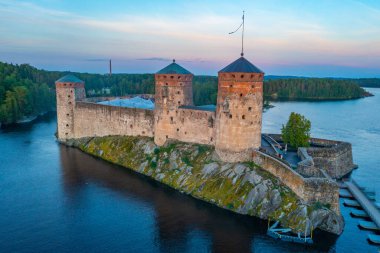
[367,234,380,244]
[339,189,353,198]
[350,210,369,218]
[343,199,361,207]
[342,180,380,245]
[358,221,379,231]
[345,181,380,231]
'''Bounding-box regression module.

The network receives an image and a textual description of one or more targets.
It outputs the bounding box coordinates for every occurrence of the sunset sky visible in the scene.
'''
[1,0,380,77]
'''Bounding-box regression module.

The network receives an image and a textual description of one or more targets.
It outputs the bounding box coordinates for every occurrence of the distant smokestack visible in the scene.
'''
[109,59,112,76]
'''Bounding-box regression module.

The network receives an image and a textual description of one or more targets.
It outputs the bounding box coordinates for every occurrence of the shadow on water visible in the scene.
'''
[59,144,338,253]
[0,112,56,133]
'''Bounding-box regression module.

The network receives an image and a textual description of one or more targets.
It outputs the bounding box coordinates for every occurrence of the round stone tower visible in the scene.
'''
[55,74,86,140]
[215,56,264,162]
[154,60,193,146]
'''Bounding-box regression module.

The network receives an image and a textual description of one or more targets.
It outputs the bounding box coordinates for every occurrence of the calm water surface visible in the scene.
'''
[0,89,379,253]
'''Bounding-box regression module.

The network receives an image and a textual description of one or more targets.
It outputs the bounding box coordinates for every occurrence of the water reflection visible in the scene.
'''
[0,112,56,133]
[59,144,337,253]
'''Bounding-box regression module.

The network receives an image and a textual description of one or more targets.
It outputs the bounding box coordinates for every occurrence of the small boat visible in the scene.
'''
[267,221,313,244]
[367,234,380,244]
[350,210,369,218]
[358,221,380,231]
[343,199,361,207]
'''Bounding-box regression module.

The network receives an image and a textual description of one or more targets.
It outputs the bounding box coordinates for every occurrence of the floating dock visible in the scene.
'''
[367,234,380,244]
[342,180,380,246]
[350,210,369,218]
[343,199,361,207]
[346,181,380,231]
[339,189,353,198]
[363,191,376,201]
[267,221,313,245]
[358,221,380,231]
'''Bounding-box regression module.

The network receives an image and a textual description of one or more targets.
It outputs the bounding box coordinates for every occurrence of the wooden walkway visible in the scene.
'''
[346,181,380,230]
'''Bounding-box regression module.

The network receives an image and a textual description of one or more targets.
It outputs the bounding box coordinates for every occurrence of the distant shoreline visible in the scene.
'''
[264,92,374,102]
[0,111,55,129]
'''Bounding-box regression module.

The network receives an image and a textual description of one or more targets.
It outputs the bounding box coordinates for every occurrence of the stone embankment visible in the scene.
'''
[63,136,344,236]
[268,134,356,179]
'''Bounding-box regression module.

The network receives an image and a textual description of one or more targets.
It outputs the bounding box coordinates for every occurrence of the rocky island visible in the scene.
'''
[56,55,356,238]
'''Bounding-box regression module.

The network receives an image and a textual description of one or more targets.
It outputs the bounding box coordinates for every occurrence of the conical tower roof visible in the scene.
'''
[156,60,192,75]
[219,57,263,73]
[56,74,84,83]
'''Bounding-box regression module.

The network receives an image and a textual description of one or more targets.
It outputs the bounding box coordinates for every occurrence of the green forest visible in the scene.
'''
[264,78,369,100]
[0,61,376,125]
[354,78,380,88]
[0,63,55,124]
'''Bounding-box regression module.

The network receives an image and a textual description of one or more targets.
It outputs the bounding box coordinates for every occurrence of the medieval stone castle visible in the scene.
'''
[56,56,264,162]
[56,55,356,215]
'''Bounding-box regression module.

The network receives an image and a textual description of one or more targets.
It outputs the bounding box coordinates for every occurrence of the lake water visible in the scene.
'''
[0,88,379,253]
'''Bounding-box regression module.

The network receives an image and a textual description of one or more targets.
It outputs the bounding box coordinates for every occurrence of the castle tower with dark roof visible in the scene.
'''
[215,57,264,161]
[55,74,86,140]
[154,60,194,145]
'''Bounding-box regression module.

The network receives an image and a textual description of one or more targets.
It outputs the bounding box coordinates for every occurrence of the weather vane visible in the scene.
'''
[229,11,245,57]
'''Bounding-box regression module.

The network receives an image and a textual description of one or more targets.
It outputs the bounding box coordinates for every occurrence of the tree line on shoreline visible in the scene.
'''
[0,63,55,124]
[0,61,377,125]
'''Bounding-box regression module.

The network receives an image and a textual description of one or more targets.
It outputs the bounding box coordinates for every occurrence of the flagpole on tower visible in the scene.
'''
[229,11,245,57]
[241,11,245,57]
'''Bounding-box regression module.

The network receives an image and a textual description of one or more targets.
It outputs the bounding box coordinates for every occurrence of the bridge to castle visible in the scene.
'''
[345,181,380,230]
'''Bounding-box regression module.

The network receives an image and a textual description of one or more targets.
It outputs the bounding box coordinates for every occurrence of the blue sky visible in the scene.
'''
[1,0,380,77]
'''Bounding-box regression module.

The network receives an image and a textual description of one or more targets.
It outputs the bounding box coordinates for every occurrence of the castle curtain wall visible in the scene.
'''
[73,102,154,138]
[176,108,215,145]
[154,108,215,145]
[251,151,340,213]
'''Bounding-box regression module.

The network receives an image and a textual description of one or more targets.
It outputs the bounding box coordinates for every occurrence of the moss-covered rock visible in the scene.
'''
[63,136,343,235]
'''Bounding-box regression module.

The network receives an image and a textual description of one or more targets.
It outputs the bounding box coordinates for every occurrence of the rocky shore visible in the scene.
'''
[62,135,344,236]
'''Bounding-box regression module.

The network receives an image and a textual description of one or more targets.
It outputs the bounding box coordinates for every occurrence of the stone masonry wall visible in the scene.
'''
[154,73,194,145]
[154,108,215,146]
[297,148,325,178]
[306,141,355,179]
[251,150,340,213]
[215,73,263,159]
[73,102,154,138]
[268,134,355,179]
[303,178,340,212]
[175,108,215,145]
[56,86,76,139]
[56,82,85,140]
